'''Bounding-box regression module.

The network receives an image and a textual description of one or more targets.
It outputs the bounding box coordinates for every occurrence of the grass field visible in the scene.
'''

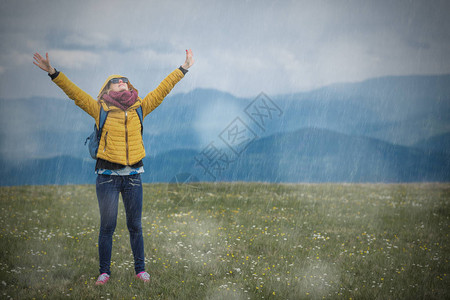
[0,183,449,299]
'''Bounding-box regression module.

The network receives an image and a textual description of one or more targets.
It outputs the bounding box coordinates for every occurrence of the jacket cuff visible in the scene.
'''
[178,66,188,75]
[48,69,60,80]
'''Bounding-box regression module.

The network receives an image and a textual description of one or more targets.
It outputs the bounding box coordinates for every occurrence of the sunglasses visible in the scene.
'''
[109,77,128,84]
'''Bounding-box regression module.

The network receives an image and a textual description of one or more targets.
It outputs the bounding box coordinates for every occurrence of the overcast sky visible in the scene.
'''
[1,0,450,99]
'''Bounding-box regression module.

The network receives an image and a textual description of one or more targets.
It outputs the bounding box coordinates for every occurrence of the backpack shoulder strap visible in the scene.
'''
[136,106,144,134]
[97,107,109,138]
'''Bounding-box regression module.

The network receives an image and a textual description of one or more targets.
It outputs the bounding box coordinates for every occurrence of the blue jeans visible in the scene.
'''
[96,174,145,276]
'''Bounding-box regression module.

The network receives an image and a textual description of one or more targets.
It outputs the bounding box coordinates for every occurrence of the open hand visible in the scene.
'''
[33,52,55,74]
[181,49,194,70]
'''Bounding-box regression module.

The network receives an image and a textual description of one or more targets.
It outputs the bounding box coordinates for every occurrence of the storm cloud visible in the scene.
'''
[1,0,449,99]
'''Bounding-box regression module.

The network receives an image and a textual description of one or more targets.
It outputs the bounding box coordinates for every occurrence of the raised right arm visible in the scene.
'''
[33,52,99,120]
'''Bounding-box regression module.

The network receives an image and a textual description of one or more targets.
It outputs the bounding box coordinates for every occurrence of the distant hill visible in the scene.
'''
[413,132,450,155]
[2,128,448,186]
[0,156,96,186]
[227,128,450,183]
[272,74,450,145]
[1,74,450,163]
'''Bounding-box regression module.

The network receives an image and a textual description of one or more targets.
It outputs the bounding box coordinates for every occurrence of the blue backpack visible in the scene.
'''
[85,106,144,159]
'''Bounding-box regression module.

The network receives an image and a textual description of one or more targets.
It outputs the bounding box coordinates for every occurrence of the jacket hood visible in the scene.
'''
[97,74,138,99]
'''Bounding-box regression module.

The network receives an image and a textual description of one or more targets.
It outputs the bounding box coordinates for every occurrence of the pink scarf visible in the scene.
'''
[102,90,138,111]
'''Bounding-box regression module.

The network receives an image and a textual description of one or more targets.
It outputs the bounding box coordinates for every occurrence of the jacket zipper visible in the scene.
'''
[103,131,108,152]
[125,111,129,165]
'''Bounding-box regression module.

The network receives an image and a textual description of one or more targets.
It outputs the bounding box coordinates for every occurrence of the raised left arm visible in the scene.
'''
[141,50,194,116]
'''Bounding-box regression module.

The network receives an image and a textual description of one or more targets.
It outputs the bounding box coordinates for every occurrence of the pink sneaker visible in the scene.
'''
[95,273,110,285]
[136,271,150,282]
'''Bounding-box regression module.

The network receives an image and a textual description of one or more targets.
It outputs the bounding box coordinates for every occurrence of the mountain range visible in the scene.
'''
[1,74,449,185]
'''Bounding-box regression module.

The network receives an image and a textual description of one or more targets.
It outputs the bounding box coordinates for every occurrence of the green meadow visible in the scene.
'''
[0,183,449,299]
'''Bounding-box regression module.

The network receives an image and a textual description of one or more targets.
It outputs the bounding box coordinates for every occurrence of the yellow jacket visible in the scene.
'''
[52,69,185,166]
